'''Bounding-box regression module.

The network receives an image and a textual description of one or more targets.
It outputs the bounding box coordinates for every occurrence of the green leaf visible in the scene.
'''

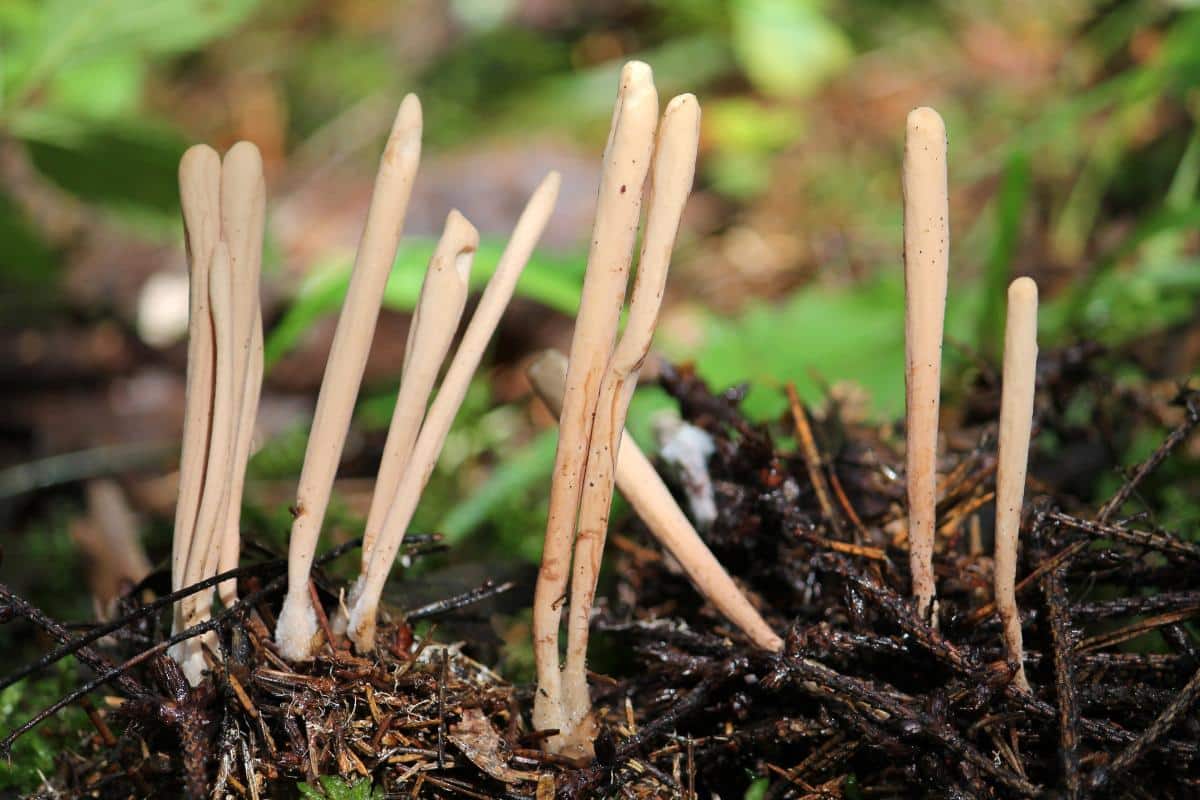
[729,0,852,99]
[4,0,260,108]
[978,149,1032,356]
[670,275,985,421]
[0,188,59,295]
[22,123,187,216]
[439,429,559,543]
[46,51,145,120]
[744,777,770,800]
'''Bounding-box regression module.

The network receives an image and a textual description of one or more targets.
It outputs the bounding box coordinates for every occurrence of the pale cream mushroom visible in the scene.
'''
[557,94,701,756]
[176,239,237,685]
[275,96,423,662]
[994,277,1038,692]
[903,106,949,623]
[334,210,477,634]
[346,172,561,653]
[214,142,266,609]
[361,211,476,567]
[171,145,221,624]
[528,349,782,656]
[532,60,659,750]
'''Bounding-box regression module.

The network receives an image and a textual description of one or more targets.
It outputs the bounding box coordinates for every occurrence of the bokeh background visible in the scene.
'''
[2,0,1200,782]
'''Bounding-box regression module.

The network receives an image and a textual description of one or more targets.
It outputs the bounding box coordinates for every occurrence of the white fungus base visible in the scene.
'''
[274,590,320,662]
[329,574,366,636]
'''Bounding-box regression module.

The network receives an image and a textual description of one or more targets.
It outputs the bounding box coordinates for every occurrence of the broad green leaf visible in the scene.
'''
[4,0,260,107]
[23,123,187,216]
[0,189,59,295]
[670,276,985,421]
[46,51,145,120]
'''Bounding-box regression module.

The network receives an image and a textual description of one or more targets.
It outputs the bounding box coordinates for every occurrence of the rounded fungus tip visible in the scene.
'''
[1009,275,1038,305]
[392,94,423,138]
[906,106,946,139]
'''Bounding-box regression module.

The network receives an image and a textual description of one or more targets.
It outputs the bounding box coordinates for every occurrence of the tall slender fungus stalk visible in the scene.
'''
[361,211,476,569]
[176,238,236,684]
[171,146,220,630]
[527,350,782,654]
[276,96,422,662]
[214,143,265,610]
[995,277,1038,692]
[903,106,949,623]
[334,210,477,634]
[558,93,701,755]
[532,62,658,755]
[346,173,561,653]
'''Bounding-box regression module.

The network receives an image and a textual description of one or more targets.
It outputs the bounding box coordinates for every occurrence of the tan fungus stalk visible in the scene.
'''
[334,210,477,634]
[558,94,701,753]
[171,145,221,608]
[346,172,561,653]
[903,106,949,623]
[219,321,263,608]
[275,96,422,662]
[531,60,659,746]
[213,143,266,609]
[176,239,237,685]
[994,277,1038,692]
[528,350,782,653]
[361,210,476,568]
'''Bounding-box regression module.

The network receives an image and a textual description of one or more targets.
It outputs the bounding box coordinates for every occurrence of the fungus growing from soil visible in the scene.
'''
[275,96,422,662]
[169,142,266,685]
[903,106,949,623]
[531,66,704,759]
[333,210,477,633]
[170,144,220,630]
[527,350,782,654]
[344,172,561,653]
[995,276,1038,692]
[531,62,660,758]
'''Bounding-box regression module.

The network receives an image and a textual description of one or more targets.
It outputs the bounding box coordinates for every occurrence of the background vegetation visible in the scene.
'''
[2,0,1200,784]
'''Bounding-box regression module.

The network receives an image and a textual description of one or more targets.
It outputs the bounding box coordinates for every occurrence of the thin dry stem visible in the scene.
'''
[532,61,659,745]
[346,172,561,653]
[276,96,422,662]
[995,277,1037,692]
[903,106,949,622]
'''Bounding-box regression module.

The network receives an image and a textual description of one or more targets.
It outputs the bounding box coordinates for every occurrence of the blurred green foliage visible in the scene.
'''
[298,775,384,800]
[0,659,86,794]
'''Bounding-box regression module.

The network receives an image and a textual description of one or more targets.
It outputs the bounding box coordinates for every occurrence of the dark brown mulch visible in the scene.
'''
[3,344,1200,798]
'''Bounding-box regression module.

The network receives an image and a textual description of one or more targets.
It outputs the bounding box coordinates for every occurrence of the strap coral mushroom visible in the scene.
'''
[169,142,265,686]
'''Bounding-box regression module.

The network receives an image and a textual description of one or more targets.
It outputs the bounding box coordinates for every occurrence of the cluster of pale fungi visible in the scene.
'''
[167,63,1040,756]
